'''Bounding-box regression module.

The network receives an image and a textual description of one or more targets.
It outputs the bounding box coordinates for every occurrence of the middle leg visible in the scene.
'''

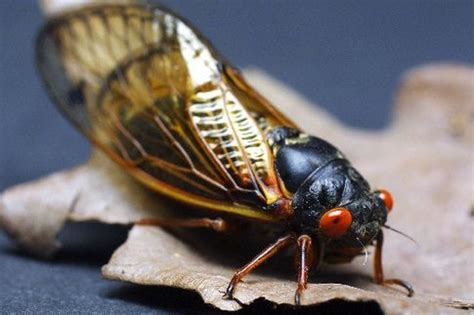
[224,233,296,299]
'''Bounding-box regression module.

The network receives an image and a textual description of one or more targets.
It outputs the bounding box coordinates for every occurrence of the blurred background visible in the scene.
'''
[0,0,473,313]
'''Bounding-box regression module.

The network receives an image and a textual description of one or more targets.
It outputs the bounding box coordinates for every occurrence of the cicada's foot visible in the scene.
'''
[223,275,240,300]
[379,278,414,297]
[373,230,414,297]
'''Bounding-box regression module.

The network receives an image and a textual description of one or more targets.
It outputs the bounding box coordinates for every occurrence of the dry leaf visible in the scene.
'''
[1,65,473,313]
[0,151,174,257]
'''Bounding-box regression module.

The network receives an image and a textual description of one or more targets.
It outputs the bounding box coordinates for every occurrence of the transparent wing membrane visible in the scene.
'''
[37,4,295,220]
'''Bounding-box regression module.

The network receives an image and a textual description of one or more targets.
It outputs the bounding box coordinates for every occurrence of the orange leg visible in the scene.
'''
[374,230,414,296]
[294,234,315,305]
[135,217,228,232]
[224,234,296,299]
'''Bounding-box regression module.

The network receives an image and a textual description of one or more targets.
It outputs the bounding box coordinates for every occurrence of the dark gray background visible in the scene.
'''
[1,0,473,313]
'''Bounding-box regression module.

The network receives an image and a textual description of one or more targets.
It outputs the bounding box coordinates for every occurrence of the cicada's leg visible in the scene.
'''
[374,230,414,296]
[135,217,228,232]
[294,234,314,305]
[224,234,296,299]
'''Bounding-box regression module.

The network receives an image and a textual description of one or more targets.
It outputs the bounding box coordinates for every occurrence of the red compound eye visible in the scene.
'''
[376,189,394,212]
[319,208,352,238]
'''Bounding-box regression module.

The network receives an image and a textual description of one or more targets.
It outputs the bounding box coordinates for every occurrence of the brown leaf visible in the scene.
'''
[102,225,471,313]
[0,152,174,257]
[1,65,473,313]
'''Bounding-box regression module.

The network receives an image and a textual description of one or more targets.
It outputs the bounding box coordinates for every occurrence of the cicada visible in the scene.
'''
[36,3,413,304]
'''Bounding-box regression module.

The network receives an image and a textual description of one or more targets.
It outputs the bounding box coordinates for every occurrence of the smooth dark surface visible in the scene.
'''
[0,0,472,314]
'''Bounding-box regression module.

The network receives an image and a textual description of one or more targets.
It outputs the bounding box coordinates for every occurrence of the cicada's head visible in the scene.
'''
[289,160,393,248]
[315,189,393,246]
[271,127,393,247]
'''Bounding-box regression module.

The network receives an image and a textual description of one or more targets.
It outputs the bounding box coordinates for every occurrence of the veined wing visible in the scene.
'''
[36,4,295,220]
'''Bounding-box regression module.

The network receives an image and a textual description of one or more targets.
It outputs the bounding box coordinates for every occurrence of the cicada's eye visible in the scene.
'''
[319,208,352,238]
[375,189,394,212]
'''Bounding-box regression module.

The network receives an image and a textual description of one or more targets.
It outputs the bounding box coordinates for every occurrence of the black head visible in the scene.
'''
[289,159,389,247]
[270,128,391,248]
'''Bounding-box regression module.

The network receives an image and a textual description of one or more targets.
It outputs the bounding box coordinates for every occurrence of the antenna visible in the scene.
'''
[383,224,419,247]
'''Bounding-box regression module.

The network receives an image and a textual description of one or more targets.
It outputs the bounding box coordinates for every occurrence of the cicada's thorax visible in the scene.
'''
[267,127,386,241]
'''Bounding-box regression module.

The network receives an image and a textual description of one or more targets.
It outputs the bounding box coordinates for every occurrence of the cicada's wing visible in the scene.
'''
[37,4,295,220]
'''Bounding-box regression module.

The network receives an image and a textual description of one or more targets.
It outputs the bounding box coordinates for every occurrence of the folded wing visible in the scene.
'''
[37,4,296,220]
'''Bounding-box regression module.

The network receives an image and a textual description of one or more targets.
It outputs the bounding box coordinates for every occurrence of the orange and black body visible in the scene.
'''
[36,3,412,304]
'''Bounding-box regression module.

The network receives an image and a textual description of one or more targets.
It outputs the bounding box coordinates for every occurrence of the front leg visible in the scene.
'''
[373,230,414,296]
[294,234,315,305]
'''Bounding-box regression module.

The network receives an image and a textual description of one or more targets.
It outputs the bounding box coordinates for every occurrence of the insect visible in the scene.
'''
[36,3,413,304]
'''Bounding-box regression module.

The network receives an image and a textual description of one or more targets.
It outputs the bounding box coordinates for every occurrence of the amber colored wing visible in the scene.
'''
[36,4,295,221]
